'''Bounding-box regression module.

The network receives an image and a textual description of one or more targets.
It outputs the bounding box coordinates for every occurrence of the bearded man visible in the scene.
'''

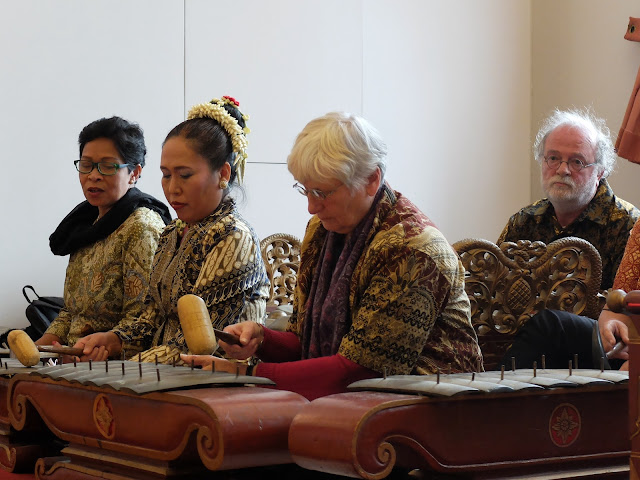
[497,108,640,370]
[498,108,639,291]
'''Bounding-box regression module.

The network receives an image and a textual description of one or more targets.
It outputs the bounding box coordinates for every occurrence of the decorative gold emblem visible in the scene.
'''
[549,403,580,447]
[93,394,115,439]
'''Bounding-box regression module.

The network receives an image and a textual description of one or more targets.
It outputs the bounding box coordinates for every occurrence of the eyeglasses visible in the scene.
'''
[74,160,133,176]
[293,182,341,200]
[543,155,596,173]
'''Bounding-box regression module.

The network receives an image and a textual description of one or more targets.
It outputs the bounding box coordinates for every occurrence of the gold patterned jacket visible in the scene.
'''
[612,217,640,292]
[45,207,166,346]
[287,185,483,375]
[498,179,640,290]
[113,200,270,359]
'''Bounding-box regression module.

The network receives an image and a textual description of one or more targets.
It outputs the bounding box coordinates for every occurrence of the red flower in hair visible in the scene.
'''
[222,96,239,106]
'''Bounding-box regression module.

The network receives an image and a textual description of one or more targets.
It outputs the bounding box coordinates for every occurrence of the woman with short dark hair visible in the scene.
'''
[39,116,171,348]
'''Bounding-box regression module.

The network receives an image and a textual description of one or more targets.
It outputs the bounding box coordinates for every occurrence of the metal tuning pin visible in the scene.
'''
[533,361,537,377]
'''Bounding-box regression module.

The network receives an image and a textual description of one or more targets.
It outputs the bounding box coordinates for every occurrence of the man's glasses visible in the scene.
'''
[293,182,341,200]
[543,155,596,173]
[74,160,133,176]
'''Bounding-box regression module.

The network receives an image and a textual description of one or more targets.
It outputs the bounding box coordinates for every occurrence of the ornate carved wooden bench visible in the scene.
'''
[452,237,603,370]
[260,233,301,330]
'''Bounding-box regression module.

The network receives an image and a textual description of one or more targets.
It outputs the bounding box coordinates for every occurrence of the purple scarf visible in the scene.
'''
[301,186,386,359]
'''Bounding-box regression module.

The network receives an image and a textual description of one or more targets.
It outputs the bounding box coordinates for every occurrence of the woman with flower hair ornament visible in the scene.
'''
[182,111,482,400]
[72,96,270,363]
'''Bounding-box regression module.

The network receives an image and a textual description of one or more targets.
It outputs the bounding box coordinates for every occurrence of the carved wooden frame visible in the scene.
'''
[260,233,301,308]
[452,237,603,370]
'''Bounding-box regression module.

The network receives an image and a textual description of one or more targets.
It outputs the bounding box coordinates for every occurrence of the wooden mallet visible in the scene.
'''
[177,294,242,355]
[7,330,84,367]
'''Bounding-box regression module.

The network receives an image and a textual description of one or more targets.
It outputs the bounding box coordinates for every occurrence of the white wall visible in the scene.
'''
[363,0,531,243]
[0,0,531,329]
[531,0,640,206]
[0,0,184,326]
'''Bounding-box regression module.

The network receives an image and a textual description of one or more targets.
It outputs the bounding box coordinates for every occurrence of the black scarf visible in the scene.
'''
[49,187,172,256]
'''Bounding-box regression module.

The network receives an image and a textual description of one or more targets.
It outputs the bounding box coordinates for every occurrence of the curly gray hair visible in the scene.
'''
[533,107,616,178]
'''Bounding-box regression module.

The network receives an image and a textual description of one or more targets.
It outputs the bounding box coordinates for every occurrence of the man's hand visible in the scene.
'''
[599,309,631,360]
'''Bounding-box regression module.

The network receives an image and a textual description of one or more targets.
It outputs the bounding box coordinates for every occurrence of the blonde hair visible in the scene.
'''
[287,112,387,191]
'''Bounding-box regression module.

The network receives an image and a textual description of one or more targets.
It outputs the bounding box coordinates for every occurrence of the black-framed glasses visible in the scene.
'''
[543,155,596,173]
[293,182,341,200]
[74,160,133,176]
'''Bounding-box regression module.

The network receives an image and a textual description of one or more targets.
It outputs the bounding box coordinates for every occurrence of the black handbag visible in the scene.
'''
[21,285,64,340]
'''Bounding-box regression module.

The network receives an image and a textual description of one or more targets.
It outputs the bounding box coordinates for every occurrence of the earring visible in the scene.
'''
[219,179,229,189]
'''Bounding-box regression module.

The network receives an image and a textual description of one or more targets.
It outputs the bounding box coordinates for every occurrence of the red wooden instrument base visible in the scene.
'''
[290,384,629,479]
[7,374,309,479]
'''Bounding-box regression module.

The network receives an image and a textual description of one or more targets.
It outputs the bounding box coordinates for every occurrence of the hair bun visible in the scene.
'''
[187,96,250,182]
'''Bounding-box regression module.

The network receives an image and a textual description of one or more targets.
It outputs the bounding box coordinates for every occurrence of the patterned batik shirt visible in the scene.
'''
[612,217,640,292]
[45,207,166,346]
[113,199,270,360]
[287,185,483,375]
[497,179,640,291]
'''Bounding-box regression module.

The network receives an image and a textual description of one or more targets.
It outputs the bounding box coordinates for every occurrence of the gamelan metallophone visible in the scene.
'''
[0,359,631,479]
[289,368,630,479]
[0,357,61,473]
[2,358,309,479]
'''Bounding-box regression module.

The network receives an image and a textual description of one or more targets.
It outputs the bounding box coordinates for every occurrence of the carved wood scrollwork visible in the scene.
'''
[260,233,302,307]
[453,237,603,369]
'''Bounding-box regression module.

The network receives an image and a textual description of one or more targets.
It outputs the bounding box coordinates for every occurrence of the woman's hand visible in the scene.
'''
[219,321,264,360]
[35,333,61,347]
[179,354,249,375]
[72,332,123,362]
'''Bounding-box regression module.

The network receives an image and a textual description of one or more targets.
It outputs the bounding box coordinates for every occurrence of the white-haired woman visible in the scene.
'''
[183,111,483,400]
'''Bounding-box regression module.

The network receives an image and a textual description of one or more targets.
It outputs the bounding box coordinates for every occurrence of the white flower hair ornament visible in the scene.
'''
[187,95,250,183]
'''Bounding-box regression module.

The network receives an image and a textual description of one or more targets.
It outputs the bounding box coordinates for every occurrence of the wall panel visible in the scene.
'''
[0,0,184,326]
